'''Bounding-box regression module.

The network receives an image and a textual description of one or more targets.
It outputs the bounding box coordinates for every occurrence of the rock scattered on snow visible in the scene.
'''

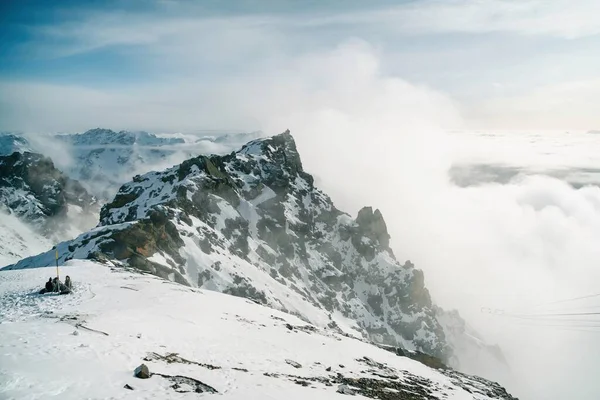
[134,363,150,379]
[153,373,218,394]
[285,359,302,369]
[144,351,221,370]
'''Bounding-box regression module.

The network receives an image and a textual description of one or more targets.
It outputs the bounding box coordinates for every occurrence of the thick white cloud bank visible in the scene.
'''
[2,40,599,399]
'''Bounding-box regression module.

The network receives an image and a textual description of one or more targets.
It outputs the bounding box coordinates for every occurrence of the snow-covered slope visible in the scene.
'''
[6,131,455,362]
[0,210,53,266]
[0,151,98,243]
[0,261,517,399]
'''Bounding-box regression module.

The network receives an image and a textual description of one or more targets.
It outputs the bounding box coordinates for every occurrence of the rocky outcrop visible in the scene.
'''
[0,151,98,239]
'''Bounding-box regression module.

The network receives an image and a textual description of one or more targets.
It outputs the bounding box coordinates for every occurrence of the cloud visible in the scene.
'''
[0,39,460,133]
[5,1,600,131]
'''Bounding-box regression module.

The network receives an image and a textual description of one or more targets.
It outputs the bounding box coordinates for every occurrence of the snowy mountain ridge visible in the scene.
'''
[1,129,265,201]
[53,128,264,200]
[0,132,32,155]
[7,130,460,364]
[56,128,186,147]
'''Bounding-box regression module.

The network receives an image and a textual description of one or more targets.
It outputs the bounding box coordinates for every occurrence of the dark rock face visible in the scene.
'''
[8,131,454,361]
[355,207,391,249]
[0,151,98,238]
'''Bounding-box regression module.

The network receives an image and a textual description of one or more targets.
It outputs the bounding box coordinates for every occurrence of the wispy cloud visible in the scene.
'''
[26,0,600,60]
[319,0,600,39]
[3,0,600,130]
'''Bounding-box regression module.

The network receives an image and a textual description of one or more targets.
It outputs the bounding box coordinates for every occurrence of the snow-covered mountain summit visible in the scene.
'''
[0,132,32,155]
[51,128,263,200]
[53,128,194,200]
[6,130,456,363]
[56,128,186,146]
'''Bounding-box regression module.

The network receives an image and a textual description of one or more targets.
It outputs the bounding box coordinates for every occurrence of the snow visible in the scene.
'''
[0,262,509,399]
[0,210,52,267]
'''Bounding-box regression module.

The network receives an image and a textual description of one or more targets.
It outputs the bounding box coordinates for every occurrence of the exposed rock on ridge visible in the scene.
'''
[0,151,98,239]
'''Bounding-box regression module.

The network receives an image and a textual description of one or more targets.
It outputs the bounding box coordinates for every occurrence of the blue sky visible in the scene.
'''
[1,0,600,132]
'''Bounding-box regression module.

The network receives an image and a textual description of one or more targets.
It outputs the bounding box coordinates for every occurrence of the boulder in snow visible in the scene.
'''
[285,359,302,369]
[134,364,150,379]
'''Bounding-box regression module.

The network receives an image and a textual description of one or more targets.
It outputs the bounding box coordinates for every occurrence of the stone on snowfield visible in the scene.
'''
[285,359,302,369]
[134,364,150,379]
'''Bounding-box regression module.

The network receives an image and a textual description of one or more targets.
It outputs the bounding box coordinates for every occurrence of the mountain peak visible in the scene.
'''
[239,129,303,173]
[7,130,451,362]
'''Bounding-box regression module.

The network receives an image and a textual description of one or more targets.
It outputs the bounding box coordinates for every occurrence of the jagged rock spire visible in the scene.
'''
[355,206,391,249]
